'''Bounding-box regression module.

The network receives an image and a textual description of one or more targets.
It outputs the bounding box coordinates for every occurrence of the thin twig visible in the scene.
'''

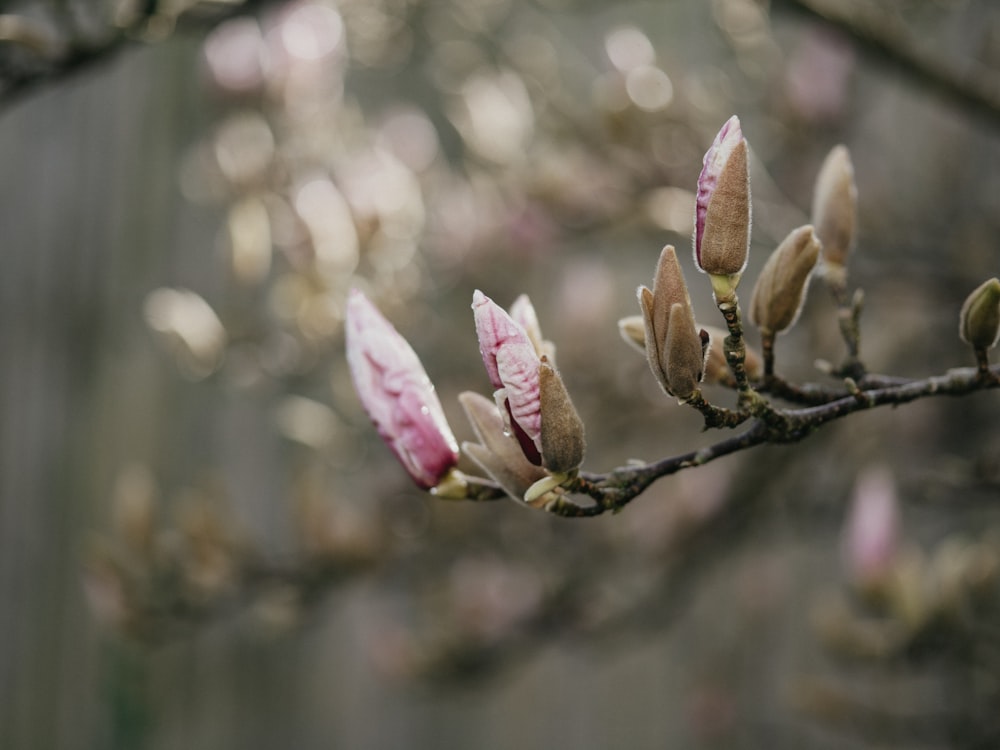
[553,363,999,517]
[0,0,280,114]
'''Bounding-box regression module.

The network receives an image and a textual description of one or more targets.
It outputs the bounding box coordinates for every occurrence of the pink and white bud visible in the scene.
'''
[473,290,534,391]
[473,290,544,462]
[694,116,751,283]
[473,290,585,474]
[345,289,459,489]
[842,466,901,589]
[509,294,556,362]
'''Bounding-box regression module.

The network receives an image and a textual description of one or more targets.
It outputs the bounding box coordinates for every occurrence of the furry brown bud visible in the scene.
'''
[749,225,821,335]
[638,246,707,400]
[694,116,751,288]
[811,145,857,273]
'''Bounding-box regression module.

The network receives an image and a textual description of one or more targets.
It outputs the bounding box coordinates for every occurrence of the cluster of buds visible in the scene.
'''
[634,246,708,401]
[347,114,1000,513]
[346,288,584,508]
[467,291,585,503]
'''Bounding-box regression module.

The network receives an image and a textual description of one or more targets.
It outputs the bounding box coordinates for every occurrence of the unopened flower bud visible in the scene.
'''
[959,277,1000,351]
[811,145,857,274]
[617,315,647,353]
[749,225,821,335]
[694,115,751,289]
[842,465,900,592]
[509,294,556,363]
[345,289,459,490]
[473,291,585,474]
[638,245,707,400]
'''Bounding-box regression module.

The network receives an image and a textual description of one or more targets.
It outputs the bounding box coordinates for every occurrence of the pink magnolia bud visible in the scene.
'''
[509,294,556,362]
[473,290,585,474]
[345,289,459,489]
[694,116,751,280]
[473,289,532,391]
[842,466,901,589]
[473,290,544,461]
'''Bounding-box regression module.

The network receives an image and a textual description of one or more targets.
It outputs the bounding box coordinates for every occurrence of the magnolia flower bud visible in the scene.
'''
[749,225,821,336]
[509,294,556,363]
[473,291,585,474]
[345,289,459,489]
[959,277,1000,351]
[694,115,751,288]
[617,315,647,353]
[811,145,857,273]
[621,316,760,389]
[842,465,901,591]
[638,245,708,400]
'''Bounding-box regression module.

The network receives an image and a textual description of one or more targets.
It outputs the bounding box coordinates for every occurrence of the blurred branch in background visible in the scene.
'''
[3,0,999,128]
[772,0,1000,129]
[0,0,276,112]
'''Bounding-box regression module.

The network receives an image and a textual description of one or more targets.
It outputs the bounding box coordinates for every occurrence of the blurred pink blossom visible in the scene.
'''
[842,465,901,587]
[785,28,854,123]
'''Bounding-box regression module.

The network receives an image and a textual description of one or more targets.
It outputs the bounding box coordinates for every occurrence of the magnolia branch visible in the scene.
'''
[551,363,1000,518]
[346,117,1000,522]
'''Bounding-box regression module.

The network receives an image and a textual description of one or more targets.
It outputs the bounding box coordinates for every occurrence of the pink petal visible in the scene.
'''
[472,290,535,390]
[346,289,458,488]
[508,294,545,353]
[495,341,542,450]
[842,466,900,585]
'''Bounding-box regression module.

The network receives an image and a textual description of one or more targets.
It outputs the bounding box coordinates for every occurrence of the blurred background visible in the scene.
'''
[1,0,999,747]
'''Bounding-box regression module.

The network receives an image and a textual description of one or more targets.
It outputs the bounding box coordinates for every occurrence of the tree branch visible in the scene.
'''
[0,0,281,114]
[552,363,999,517]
